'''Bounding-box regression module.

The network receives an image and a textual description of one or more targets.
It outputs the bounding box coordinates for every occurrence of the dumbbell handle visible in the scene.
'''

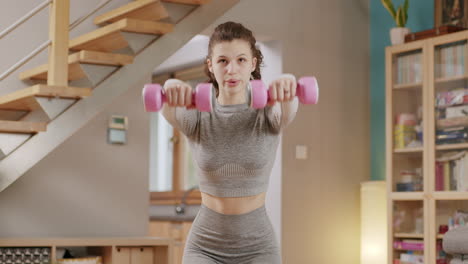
[142,83,212,112]
[159,89,198,107]
[266,81,311,102]
[250,76,318,109]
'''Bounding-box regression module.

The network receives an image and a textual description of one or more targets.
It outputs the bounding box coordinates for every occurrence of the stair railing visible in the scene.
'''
[0,0,113,82]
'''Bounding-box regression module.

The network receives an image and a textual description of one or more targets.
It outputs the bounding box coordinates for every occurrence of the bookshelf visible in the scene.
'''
[386,30,468,264]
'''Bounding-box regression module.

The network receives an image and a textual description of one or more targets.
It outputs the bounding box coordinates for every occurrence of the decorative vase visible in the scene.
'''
[390,27,410,45]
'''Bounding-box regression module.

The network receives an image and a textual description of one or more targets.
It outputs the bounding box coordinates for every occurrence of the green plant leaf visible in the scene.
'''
[396,7,404,27]
[381,0,396,20]
[400,6,407,27]
[404,0,409,24]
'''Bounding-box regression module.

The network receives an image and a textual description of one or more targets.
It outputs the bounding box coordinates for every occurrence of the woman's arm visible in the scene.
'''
[265,74,299,132]
[161,79,200,137]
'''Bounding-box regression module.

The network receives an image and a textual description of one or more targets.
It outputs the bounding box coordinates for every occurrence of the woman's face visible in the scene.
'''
[207,39,257,98]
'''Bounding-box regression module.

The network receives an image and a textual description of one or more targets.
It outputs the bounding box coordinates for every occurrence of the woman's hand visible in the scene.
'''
[163,79,196,109]
[267,74,297,106]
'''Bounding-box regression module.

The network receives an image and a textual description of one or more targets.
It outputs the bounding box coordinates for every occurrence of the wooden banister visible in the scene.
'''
[47,0,69,86]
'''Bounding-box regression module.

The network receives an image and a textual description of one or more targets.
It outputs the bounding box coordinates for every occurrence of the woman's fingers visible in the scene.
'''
[284,80,290,101]
[269,78,296,103]
[177,85,185,106]
[290,79,297,98]
[165,82,194,108]
[284,78,296,100]
[185,85,193,107]
[278,79,285,101]
[172,85,179,106]
[165,86,172,105]
[267,81,277,106]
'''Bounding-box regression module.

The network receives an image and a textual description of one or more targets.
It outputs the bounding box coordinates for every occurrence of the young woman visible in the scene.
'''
[161,21,298,264]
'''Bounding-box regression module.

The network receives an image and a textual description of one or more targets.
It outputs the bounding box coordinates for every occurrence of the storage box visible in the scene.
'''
[394,124,416,148]
[57,256,102,264]
[405,25,466,43]
[0,247,51,264]
[446,105,468,118]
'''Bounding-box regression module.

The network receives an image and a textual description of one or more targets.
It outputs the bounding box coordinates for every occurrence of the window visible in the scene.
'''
[149,65,206,205]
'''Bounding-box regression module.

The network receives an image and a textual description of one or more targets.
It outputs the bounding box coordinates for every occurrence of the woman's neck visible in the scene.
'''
[217,88,246,105]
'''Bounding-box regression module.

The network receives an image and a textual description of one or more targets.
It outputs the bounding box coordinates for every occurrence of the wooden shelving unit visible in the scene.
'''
[0,237,173,264]
[386,30,468,264]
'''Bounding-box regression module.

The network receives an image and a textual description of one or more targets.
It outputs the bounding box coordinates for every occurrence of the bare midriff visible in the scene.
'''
[201,191,266,215]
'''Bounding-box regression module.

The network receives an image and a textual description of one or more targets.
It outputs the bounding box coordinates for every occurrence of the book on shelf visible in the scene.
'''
[397,53,422,84]
[437,42,466,78]
[436,89,468,130]
[436,88,468,108]
[435,151,468,191]
[396,253,424,264]
[437,116,468,129]
[436,126,468,144]
[393,240,424,251]
[393,240,443,252]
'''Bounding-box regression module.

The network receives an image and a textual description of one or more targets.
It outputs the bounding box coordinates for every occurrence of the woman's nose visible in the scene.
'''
[226,62,237,73]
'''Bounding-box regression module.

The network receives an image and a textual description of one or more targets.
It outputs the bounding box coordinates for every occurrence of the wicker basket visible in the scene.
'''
[56,256,102,264]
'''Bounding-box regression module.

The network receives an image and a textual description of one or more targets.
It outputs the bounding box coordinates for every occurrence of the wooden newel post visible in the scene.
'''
[48,0,69,86]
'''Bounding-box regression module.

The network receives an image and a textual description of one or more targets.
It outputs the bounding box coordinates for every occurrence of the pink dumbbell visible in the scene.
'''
[142,83,212,112]
[250,76,319,109]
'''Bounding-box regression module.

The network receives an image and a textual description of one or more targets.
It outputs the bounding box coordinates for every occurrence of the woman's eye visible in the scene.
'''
[218,59,227,63]
[239,58,246,62]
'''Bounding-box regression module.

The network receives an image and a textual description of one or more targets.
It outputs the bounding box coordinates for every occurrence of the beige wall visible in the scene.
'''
[0,73,152,237]
[0,0,369,262]
[0,0,150,237]
[203,0,370,263]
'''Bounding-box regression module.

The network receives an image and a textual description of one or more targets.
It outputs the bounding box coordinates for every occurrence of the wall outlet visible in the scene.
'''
[295,145,308,160]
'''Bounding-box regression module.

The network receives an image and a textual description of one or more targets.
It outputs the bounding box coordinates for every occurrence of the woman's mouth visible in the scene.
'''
[226,79,239,87]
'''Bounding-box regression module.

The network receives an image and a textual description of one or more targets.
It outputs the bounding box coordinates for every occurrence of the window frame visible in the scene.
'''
[150,64,206,205]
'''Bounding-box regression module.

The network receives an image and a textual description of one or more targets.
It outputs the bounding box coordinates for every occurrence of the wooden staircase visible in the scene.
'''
[69,18,174,52]
[19,51,134,82]
[0,0,239,191]
[93,0,169,25]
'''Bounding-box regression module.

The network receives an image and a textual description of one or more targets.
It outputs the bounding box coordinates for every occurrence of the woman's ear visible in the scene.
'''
[252,57,257,72]
[207,58,213,73]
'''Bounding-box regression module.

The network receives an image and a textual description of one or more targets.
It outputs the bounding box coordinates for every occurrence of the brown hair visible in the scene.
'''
[204,21,264,97]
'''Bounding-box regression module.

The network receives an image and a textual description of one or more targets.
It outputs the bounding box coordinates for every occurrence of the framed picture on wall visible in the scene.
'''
[435,0,468,28]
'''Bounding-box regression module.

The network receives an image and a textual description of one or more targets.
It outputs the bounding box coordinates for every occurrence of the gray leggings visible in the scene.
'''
[182,204,282,264]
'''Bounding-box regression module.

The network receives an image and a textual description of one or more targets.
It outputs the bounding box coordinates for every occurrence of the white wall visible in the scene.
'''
[153,35,209,75]
[257,40,283,245]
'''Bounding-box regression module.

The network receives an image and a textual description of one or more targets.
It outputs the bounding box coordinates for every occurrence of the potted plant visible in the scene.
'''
[382,0,410,45]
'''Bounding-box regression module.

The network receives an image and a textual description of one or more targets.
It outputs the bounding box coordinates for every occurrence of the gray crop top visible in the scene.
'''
[161,75,298,197]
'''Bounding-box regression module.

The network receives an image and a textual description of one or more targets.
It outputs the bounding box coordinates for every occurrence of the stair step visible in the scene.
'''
[0,110,27,121]
[0,85,92,111]
[94,0,168,26]
[0,120,46,134]
[161,0,211,4]
[69,18,174,52]
[19,50,134,81]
